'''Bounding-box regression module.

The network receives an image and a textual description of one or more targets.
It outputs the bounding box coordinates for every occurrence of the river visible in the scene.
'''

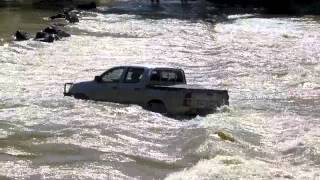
[0,0,319,179]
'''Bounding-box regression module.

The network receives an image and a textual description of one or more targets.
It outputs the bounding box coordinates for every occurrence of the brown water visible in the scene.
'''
[0,0,319,179]
[0,7,55,44]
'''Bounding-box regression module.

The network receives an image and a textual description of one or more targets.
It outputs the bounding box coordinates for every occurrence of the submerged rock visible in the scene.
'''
[34,32,55,43]
[43,26,71,38]
[50,13,66,20]
[216,131,235,142]
[43,26,59,34]
[57,29,71,38]
[50,9,79,24]
[65,12,79,23]
[14,31,31,41]
[63,8,80,15]
[33,26,70,43]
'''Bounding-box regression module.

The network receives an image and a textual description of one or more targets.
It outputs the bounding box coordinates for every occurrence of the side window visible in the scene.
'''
[165,70,183,83]
[150,70,184,84]
[161,71,177,82]
[101,68,125,83]
[124,68,144,83]
[150,70,160,82]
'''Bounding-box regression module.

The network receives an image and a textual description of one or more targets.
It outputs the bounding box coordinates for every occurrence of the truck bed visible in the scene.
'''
[148,84,229,107]
[148,84,228,94]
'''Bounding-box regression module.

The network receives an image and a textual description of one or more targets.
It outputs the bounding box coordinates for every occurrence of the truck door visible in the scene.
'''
[118,67,145,105]
[92,67,126,102]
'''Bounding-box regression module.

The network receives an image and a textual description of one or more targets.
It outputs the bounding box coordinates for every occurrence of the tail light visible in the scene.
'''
[183,92,192,106]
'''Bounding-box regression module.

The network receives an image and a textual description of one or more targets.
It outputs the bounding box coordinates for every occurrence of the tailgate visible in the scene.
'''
[188,90,229,108]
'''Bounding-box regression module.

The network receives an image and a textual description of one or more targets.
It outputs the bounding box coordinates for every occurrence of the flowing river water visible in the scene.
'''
[0,0,320,179]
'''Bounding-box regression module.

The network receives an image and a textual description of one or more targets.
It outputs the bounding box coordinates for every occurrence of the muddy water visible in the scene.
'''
[0,0,320,179]
[0,7,55,44]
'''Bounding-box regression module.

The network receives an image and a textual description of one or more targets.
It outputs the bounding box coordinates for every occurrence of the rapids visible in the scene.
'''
[0,0,319,179]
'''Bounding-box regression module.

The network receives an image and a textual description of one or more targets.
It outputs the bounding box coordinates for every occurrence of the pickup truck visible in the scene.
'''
[64,65,229,116]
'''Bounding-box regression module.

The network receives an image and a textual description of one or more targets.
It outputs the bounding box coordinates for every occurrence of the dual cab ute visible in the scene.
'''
[64,65,229,116]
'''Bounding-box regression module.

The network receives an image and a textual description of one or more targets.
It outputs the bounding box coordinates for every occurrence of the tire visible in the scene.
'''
[147,101,167,114]
[74,93,88,100]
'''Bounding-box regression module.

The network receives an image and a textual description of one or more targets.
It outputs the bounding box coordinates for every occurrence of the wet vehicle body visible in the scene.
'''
[64,65,229,115]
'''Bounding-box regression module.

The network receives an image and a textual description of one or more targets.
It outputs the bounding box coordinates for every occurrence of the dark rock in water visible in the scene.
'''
[52,23,67,27]
[63,7,76,14]
[50,13,66,20]
[43,26,59,34]
[35,26,70,43]
[50,8,80,25]
[77,2,97,10]
[34,32,55,43]
[35,32,47,39]
[65,12,79,23]
[43,26,71,38]
[43,34,55,43]
[15,31,31,41]
[57,30,71,38]
[53,34,61,40]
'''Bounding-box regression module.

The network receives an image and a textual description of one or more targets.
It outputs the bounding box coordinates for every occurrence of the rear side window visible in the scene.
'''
[124,68,144,83]
[150,70,184,84]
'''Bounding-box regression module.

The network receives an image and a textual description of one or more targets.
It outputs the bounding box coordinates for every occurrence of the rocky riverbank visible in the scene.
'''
[0,1,102,44]
[9,2,99,44]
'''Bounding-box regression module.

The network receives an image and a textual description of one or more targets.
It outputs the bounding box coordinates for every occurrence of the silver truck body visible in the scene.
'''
[64,65,229,115]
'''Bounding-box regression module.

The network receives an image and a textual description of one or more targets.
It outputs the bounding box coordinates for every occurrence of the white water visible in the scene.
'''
[0,0,319,179]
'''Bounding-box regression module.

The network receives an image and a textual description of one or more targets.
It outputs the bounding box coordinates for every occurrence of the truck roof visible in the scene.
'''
[113,64,182,70]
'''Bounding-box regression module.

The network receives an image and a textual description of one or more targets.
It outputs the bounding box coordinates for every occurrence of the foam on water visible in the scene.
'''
[0,1,319,179]
[166,155,320,180]
[170,108,320,179]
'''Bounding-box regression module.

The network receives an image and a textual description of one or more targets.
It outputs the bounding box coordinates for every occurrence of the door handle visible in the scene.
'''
[134,88,141,91]
[112,86,118,90]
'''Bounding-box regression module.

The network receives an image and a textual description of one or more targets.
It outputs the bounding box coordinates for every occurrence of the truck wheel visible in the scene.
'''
[74,93,88,100]
[147,101,167,114]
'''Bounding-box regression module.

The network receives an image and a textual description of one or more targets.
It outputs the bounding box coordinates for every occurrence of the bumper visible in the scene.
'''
[64,83,74,96]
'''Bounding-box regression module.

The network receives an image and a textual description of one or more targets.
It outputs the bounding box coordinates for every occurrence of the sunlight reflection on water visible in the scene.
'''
[0,1,319,179]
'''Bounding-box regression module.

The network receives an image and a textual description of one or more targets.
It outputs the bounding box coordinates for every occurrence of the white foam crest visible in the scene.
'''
[0,3,320,179]
[166,155,283,180]
[0,160,134,180]
[166,155,320,180]
[194,107,267,138]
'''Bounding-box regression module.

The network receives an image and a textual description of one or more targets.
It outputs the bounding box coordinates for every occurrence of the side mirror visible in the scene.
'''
[94,76,102,83]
